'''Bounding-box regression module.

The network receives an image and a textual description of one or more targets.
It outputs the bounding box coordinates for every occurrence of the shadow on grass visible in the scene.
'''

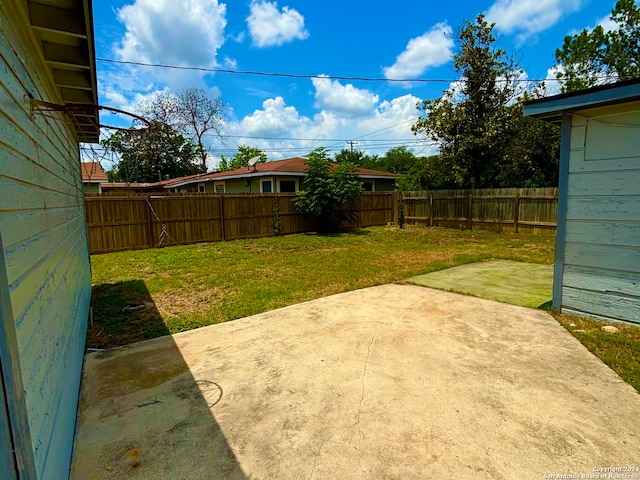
[75,279,247,479]
[88,280,168,349]
[538,300,553,311]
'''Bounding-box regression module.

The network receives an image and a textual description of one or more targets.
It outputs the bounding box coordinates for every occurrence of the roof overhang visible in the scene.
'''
[523,78,640,124]
[164,171,308,188]
[164,170,397,189]
[27,0,100,142]
[358,174,397,180]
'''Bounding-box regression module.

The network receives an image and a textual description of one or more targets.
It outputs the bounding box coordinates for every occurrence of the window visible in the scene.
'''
[279,180,296,193]
[198,183,205,193]
[363,182,374,192]
[214,182,225,194]
[261,180,272,193]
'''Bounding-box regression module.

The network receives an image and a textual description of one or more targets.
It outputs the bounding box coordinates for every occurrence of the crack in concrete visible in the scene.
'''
[354,335,375,428]
[307,438,325,480]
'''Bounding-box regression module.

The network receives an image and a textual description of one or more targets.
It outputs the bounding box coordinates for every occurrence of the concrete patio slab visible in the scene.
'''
[70,284,640,480]
[406,260,553,308]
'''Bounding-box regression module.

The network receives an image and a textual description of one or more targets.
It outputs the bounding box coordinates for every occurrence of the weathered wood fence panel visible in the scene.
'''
[86,189,557,254]
[85,193,390,253]
[400,188,558,234]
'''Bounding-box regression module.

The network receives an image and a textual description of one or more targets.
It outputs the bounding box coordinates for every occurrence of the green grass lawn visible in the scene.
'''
[89,225,555,348]
[89,224,640,394]
[553,312,640,393]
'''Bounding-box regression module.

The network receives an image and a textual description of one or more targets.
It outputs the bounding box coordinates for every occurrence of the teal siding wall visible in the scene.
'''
[0,4,91,479]
[562,108,640,324]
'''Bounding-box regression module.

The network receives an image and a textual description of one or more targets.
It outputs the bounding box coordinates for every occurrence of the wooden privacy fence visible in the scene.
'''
[399,187,558,234]
[85,188,557,254]
[85,192,394,254]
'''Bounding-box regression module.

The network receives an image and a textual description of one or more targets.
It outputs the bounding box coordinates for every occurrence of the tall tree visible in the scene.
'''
[177,88,227,170]
[139,88,227,171]
[218,145,267,171]
[412,15,559,188]
[102,122,201,183]
[554,0,640,92]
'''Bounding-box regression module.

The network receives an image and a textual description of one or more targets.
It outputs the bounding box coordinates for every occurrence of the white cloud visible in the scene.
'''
[247,1,308,47]
[220,91,424,163]
[237,96,308,137]
[544,66,564,96]
[597,13,618,32]
[485,0,582,42]
[311,76,379,118]
[115,0,227,66]
[383,23,453,79]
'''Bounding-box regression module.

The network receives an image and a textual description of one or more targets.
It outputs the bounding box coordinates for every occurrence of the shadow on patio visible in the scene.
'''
[72,280,246,479]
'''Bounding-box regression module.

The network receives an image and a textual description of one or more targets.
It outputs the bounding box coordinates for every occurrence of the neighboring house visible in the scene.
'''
[1,0,98,478]
[524,78,640,325]
[81,162,108,194]
[99,181,166,194]
[161,157,399,194]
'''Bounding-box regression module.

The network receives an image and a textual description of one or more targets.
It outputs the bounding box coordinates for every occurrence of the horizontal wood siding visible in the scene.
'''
[562,112,640,324]
[0,4,90,479]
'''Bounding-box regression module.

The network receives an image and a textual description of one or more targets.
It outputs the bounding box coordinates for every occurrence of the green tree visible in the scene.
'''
[293,148,363,233]
[378,146,417,175]
[333,149,378,168]
[102,122,200,183]
[554,0,640,92]
[413,15,559,188]
[218,145,267,171]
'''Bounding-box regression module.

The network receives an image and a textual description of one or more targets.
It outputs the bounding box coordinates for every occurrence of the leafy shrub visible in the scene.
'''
[293,148,363,233]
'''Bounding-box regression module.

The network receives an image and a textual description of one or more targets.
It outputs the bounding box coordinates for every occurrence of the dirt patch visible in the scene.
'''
[152,286,231,318]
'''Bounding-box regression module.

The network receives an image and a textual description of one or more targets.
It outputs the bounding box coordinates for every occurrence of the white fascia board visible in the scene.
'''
[165,171,306,188]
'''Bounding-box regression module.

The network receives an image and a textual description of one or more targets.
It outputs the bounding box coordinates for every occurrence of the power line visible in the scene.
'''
[96,57,563,84]
[205,133,417,142]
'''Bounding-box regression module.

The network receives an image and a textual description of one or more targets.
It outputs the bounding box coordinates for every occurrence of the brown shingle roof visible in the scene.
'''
[164,157,398,188]
[81,162,108,182]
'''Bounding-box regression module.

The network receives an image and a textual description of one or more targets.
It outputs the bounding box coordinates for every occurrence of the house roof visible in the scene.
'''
[100,182,164,191]
[81,162,108,183]
[24,0,100,142]
[523,78,640,123]
[165,157,399,188]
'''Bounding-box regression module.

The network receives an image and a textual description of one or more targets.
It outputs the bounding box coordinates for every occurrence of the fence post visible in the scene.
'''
[393,192,399,224]
[219,195,226,241]
[468,193,473,230]
[514,190,520,233]
[429,195,433,227]
[145,196,154,248]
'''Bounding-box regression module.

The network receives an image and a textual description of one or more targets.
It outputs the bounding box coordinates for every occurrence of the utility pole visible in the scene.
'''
[346,141,358,163]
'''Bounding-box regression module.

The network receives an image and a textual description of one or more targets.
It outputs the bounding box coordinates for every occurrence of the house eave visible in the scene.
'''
[164,171,307,188]
[523,78,640,123]
[27,0,100,143]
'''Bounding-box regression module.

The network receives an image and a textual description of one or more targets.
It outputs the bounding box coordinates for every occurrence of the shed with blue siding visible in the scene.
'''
[524,79,640,325]
[0,0,99,478]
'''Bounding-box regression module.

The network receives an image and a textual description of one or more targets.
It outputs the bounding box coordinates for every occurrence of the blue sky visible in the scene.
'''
[92,0,622,169]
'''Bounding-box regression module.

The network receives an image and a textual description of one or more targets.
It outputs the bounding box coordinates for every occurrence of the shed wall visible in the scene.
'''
[562,110,640,323]
[0,4,91,479]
